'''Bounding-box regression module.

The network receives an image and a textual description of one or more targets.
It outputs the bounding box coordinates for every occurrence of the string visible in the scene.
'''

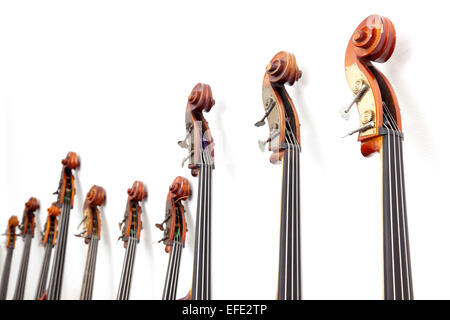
[116,213,131,299]
[295,134,301,299]
[204,146,211,299]
[80,238,93,299]
[117,238,131,299]
[35,243,53,299]
[13,233,32,300]
[398,132,413,299]
[91,237,99,298]
[191,142,213,300]
[390,118,403,299]
[207,146,213,299]
[192,150,205,299]
[172,239,183,298]
[0,247,14,300]
[163,234,183,300]
[382,103,413,300]
[80,235,99,300]
[125,238,137,298]
[117,236,138,300]
[162,239,177,299]
[162,242,175,299]
[277,119,301,300]
[47,198,72,299]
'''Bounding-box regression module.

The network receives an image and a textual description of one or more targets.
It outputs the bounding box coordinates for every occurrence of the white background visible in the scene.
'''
[0,0,448,300]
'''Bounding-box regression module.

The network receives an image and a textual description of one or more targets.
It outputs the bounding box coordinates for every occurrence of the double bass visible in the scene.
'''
[13,197,40,300]
[35,203,60,299]
[156,176,191,300]
[179,83,215,300]
[46,152,80,299]
[257,51,302,300]
[0,216,19,300]
[342,15,413,300]
[78,185,106,300]
[116,181,146,300]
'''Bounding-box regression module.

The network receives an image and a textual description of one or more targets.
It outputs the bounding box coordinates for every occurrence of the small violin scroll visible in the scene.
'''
[169,176,191,199]
[180,83,215,177]
[266,53,302,86]
[127,181,147,202]
[62,152,80,170]
[5,216,19,248]
[187,83,215,113]
[156,177,191,253]
[42,204,60,246]
[343,15,401,157]
[119,181,146,247]
[259,51,302,164]
[20,197,40,237]
[85,185,106,207]
[79,185,106,244]
[57,152,81,207]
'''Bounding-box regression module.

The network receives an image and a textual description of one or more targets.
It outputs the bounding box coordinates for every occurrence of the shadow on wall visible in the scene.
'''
[215,101,236,176]
[74,171,84,219]
[184,193,195,257]
[141,200,156,297]
[385,34,434,159]
[99,206,114,298]
[293,65,324,166]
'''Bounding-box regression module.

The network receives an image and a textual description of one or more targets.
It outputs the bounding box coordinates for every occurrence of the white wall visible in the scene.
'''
[0,0,448,300]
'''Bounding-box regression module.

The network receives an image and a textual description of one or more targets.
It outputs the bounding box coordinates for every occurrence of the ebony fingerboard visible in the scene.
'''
[13,234,33,300]
[35,243,53,299]
[382,129,413,300]
[277,144,301,300]
[0,247,14,300]
[191,161,212,300]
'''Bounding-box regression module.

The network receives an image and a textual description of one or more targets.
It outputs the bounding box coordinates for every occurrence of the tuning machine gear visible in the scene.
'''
[258,129,280,152]
[341,121,375,138]
[178,123,193,149]
[340,82,369,120]
[181,151,194,168]
[255,98,276,127]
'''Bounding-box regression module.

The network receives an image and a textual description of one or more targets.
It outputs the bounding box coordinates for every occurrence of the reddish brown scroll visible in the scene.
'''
[120,181,147,248]
[5,216,19,248]
[58,152,80,207]
[156,176,191,253]
[261,51,302,164]
[184,83,215,177]
[21,197,39,236]
[42,204,60,246]
[344,15,414,301]
[82,185,106,244]
[344,14,401,156]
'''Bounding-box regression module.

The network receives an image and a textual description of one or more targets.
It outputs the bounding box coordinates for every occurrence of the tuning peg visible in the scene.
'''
[74,231,86,238]
[181,155,189,168]
[77,215,87,230]
[258,139,268,152]
[155,215,170,231]
[158,236,168,243]
[341,121,375,138]
[178,124,194,148]
[181,151,194,168]
[178,135,189,149]
[258,130,280,152]
[255,99,276,127]
[340,83,369,120]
